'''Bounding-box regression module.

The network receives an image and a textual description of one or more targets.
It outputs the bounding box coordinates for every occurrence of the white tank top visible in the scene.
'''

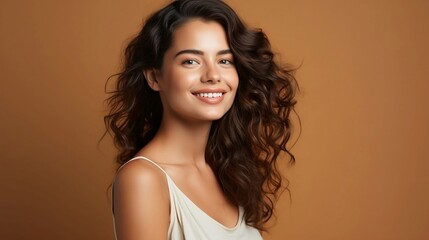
[114,156,263,240]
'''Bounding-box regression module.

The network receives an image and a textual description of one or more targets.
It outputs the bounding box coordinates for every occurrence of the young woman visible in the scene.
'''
[105,0,298,239]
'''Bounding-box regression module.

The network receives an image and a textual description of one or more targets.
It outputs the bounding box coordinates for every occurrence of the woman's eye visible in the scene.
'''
[219,59,234,65]
[182,59,199,65]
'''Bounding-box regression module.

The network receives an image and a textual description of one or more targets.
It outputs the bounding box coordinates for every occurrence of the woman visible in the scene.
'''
[105,0,298,239]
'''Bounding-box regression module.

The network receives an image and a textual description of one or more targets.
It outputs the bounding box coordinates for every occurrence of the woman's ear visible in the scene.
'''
[143,69,161,91]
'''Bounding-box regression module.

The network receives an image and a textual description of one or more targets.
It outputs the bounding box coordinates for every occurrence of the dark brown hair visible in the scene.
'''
[104,0,298,231]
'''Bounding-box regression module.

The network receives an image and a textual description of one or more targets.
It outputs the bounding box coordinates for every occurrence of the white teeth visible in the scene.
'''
[196,92,223,98]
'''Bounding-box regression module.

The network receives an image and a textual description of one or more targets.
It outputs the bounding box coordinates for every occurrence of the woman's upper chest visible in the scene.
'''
[161,163,239,228]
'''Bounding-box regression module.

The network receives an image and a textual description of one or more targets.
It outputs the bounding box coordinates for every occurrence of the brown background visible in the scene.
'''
[1,0,428,239]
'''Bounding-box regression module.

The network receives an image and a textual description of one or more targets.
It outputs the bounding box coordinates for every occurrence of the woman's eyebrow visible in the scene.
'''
[174,49,232,58]
[175,49,203,57]
[217,49,232,55]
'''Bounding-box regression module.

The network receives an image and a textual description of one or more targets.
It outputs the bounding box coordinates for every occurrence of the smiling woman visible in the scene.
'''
[104,0,298,239]
[144,20,239,122]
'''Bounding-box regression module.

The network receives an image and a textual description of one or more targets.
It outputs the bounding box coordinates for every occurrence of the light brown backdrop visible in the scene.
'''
[1,0,428,239]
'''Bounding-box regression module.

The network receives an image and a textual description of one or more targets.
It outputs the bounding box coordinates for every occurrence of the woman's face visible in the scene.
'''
[148,19,239,123]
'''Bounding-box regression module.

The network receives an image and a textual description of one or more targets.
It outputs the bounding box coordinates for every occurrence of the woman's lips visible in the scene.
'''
[192,91,226,104]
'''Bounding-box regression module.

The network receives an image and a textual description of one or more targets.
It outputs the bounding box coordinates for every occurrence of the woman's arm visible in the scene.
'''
[113,160,170,240]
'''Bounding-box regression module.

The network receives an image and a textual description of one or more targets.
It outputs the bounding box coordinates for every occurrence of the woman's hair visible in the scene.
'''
[105,0,298,231]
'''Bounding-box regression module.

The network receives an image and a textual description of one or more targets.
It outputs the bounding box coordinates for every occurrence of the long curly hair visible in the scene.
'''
[104,0,298,231]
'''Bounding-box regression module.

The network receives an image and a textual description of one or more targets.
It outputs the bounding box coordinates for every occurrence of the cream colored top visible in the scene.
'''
[115,156,263,240]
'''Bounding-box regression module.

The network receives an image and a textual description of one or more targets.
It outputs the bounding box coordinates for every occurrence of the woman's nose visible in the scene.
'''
[201,63,221,83]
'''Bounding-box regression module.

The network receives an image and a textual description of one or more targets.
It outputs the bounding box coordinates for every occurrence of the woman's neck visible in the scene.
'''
[141,117,212,166]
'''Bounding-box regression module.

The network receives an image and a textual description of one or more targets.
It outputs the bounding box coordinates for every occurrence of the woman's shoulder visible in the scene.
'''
[113,158,170,239]
[114,157,168,191]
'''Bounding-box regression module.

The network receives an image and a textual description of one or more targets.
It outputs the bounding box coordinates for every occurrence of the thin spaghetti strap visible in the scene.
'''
[117,156,169,176]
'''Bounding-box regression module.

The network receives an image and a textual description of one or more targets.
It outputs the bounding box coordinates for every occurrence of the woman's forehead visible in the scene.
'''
[169,20,229,51]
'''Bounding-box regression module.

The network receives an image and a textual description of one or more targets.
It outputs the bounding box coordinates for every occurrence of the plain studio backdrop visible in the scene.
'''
[1,0,428,239]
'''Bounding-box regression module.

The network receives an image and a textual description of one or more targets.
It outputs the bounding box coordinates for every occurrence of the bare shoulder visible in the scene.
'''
[113,159,170,240]
[114,159,168,192]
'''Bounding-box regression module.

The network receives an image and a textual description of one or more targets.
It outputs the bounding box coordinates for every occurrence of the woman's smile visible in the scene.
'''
[192,88,227,104]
